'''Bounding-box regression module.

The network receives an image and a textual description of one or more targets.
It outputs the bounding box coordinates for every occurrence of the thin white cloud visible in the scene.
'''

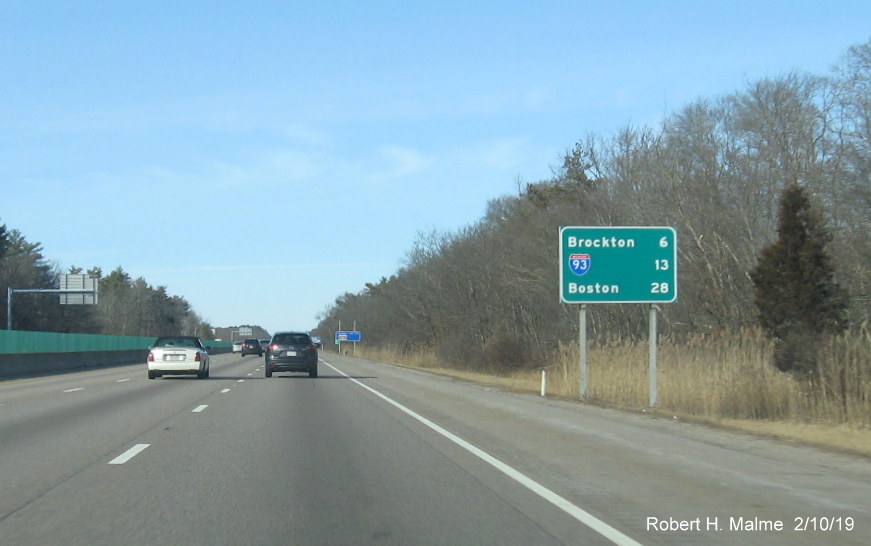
[264,149,324,181]
[369,145,435,181]
[138,262,394,275]
[480,138,530,170]
[281,124,332,146]
[457,85,555,117]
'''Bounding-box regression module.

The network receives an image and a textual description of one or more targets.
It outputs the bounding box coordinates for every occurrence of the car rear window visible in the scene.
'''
[273,334,311,345]
[155,337,199,348]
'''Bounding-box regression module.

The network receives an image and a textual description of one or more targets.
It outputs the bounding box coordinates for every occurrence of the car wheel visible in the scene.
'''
[148,370,157,379]
[309,366,318,378]
[265,369,272,378]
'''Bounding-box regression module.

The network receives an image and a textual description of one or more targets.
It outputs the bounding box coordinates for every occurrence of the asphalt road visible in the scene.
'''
[1,352,869,545]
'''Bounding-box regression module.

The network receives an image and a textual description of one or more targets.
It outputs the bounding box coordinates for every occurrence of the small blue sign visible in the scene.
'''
[335,330,362,342]
[568,253,591,276]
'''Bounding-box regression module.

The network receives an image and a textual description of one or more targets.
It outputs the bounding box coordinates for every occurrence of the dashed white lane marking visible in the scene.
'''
[192,405,208,413]
[237,379,245,383]
[116,379,131,383]
[220,388,231,393]
[108,444,150,465]
[322,360,642,546]
[63,388,84,393]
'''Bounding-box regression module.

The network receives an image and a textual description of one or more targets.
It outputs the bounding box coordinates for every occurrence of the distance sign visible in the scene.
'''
[559,226,677,303]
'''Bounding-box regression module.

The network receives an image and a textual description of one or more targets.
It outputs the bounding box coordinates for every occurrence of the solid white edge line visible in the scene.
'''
[192,404,208,413]
[108,443,150,465]
[322,359,642,546]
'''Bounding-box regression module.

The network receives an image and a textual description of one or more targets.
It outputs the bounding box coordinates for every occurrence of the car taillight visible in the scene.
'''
[307,344,316,351]
[195,352,201,361]
[147,352,154,362]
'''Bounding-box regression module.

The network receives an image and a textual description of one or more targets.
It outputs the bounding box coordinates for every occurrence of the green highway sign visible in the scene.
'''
[559,226,677,303]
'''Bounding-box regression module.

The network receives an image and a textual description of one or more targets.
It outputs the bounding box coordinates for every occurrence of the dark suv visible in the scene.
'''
[241,338,263,357]
[265,332,318,378]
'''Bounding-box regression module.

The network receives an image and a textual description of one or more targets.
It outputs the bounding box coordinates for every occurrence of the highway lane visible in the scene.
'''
[0,355,260,523]
[1,352,870,545]
[0,354,606,545]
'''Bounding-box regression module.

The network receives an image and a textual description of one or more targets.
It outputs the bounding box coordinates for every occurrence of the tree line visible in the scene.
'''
[314,40,871,373]
[0,225,214,338]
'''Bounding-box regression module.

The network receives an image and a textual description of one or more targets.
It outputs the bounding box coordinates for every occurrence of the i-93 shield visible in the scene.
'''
[568,253,591,276]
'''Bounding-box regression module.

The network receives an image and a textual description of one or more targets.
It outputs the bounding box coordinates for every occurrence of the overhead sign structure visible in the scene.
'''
[59,274,99,304]
[8,275,100,330]
[559,226,677,304]
[335,330,362,342]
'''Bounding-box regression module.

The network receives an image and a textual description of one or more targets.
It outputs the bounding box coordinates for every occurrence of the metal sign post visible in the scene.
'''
[579,304,587,399]
[649,304,659,407]
[559,226,676,406]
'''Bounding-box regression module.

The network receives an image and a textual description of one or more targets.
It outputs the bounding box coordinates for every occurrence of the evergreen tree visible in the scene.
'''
[0,222,8,261]
[749,183,848,375]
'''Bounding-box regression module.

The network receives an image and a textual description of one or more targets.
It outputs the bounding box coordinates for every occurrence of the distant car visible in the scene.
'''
[311,335,322,348]
[232,341,242,353]
[265,331,318,378]
[260,339,270,351]
[147,336,210,379]
[241,338,262,357]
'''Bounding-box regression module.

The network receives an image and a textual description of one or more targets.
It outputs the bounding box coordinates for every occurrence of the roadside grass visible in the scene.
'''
[350,328,871,458]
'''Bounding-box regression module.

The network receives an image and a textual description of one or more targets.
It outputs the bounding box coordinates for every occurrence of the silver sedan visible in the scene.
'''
[147,336,211,379]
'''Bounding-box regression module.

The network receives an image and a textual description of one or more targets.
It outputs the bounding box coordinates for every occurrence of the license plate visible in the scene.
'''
[166,355,185,361]
[285,351,297,357]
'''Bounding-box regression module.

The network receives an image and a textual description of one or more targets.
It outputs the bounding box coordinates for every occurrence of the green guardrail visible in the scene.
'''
[0,330,232,354]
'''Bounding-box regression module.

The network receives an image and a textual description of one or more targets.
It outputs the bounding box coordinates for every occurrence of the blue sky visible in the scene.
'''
[2,1,869,335]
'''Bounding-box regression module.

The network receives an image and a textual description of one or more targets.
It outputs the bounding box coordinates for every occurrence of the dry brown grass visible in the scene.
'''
[352,328,871,457]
